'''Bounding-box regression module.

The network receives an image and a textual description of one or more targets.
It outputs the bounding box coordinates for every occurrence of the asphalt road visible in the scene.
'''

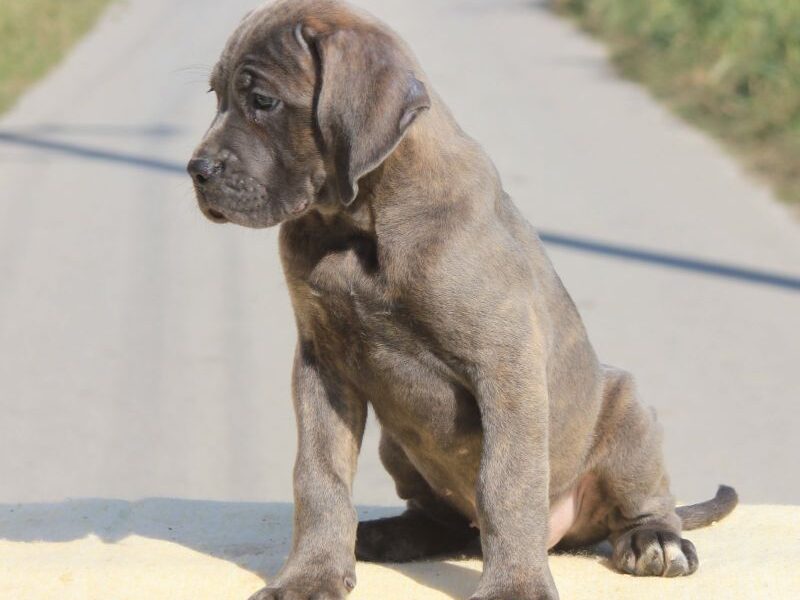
[1,0,798,508]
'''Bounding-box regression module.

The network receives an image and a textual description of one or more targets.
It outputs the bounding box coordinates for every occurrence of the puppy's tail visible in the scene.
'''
[677,485,738,530]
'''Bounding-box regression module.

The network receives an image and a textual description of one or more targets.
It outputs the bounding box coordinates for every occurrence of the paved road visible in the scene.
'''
[1,0,798,508]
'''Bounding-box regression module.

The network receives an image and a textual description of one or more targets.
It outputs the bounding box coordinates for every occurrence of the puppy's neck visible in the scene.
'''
[316,99,502,251]
[356,102,501,216]
[311,180,377,236]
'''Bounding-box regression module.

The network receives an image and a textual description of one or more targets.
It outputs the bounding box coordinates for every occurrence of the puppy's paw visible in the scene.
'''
[469,594,556,600]
[469,588,558,600]
[469,574,559,600]
[356,517,406,562]
[612,527,699,577]
[356,512,478,562]
[248,572,356,600]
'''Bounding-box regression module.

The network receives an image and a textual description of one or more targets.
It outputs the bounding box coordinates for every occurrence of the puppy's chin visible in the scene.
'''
[196,195,312,229]
[201,207,229,224]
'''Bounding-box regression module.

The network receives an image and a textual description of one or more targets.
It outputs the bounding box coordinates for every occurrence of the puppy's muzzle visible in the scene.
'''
[187,156,228,222]
[187,156,224,184]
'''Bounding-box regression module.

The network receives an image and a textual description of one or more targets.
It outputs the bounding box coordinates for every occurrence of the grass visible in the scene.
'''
[554,0,800,205]
[0,0,112,114]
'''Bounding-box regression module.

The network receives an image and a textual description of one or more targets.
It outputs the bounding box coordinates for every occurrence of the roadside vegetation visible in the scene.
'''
[0,0,112,113]
[554,0,800,206]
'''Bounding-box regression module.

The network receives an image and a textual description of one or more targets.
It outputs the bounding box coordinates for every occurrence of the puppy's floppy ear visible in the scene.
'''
[310,27,430,206]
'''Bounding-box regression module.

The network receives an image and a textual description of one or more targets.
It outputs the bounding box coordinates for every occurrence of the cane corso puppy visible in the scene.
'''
[187,1,737,598]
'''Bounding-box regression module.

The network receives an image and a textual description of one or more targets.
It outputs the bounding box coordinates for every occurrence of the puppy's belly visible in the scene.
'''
[548,486,579,548]
[363,335,605,547]
[547,474,605,548]
[402,437,602,549]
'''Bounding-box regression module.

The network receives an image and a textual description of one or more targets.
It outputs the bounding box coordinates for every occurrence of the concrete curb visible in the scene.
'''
[2,501,797,599]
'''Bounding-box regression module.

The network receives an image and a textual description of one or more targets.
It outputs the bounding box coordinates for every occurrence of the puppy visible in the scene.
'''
[188,2,737,598]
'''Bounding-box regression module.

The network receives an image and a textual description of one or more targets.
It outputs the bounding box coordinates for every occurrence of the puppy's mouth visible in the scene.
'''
[194,182,313,228]
[197,195,313,229]
[204,207,229,223]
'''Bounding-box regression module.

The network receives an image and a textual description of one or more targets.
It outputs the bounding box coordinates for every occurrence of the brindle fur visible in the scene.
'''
[187,2,737,598]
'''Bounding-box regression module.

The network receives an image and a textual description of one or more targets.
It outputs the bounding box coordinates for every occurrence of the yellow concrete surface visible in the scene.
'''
[1,501,797,599]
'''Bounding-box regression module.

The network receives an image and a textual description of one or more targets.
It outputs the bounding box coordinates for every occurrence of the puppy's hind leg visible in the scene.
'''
[356,509,478,562]
[593,367,699,578]
[356,433,478,562]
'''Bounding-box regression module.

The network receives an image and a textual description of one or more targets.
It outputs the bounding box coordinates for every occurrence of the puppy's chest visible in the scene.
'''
[298,242,482,452]
[302,241,399,352]
[301,243,438,384]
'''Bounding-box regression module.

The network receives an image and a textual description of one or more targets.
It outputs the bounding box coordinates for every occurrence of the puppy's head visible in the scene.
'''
[188,0,430,228]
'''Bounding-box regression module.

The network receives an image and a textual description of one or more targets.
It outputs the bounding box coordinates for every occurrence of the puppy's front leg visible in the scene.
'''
[250,343,366,600]
[470,359,558,600]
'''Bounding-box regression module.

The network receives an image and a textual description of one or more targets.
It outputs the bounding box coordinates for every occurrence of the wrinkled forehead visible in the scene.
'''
[210,3,313,96]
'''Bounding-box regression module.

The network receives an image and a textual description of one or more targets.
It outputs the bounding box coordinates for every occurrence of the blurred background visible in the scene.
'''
[0,0,798,516]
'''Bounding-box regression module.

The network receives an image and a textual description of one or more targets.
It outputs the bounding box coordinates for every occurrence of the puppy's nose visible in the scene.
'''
[187,157,224,185]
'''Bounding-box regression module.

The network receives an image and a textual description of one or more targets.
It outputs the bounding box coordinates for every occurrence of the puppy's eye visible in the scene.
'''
[252,93,280,112]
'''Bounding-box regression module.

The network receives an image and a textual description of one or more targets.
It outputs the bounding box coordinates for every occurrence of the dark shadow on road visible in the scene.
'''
[15,123,182,138]
[528,0,554,12]
[0,130,185,175]
[1,128,797,293]
[0,498,483,598]
[540,231,800,292]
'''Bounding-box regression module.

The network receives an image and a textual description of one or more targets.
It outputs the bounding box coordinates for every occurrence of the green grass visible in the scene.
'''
[555,0,800,205]
[0,0,112,114]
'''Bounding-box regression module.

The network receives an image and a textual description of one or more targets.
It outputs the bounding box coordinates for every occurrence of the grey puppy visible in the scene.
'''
[188,1,737,598]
